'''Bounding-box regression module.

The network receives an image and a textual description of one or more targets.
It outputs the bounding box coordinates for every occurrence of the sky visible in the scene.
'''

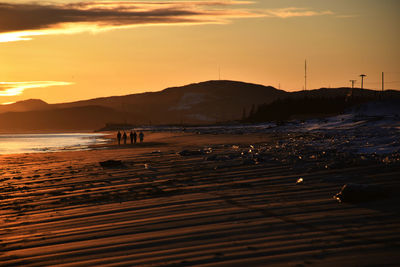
[0,0,399,104]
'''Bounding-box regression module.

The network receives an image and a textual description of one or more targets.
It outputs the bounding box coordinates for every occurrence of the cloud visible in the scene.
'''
[0,1,262,42]
[0,1,334,42]
[0,81,72,96]
[335,14,358,18]
[264,7,333,18]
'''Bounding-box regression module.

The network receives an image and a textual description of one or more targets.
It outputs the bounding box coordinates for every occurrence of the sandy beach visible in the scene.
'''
[1,131,399,266]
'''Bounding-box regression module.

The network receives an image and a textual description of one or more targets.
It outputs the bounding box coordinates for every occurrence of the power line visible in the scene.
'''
[364,81,400,84]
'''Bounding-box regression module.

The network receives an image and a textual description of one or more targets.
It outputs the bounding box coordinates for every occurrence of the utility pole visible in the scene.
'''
[360,74,366,89]
[304,59,307,91]
[349,80,356,99]
[382,72,384,92]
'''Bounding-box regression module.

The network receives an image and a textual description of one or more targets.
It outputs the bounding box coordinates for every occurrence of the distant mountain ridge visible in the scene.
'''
[0,80,398,132]
[0,99,49,113]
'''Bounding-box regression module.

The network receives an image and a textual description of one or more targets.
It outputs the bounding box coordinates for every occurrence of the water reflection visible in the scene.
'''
[0,133,108,154]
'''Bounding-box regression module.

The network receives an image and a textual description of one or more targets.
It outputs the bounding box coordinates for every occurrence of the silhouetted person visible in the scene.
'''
[117,130,121,145]
[123,131,127,145]
[133,131,137,144]
[139,131,144,143]
[130,131,134,144]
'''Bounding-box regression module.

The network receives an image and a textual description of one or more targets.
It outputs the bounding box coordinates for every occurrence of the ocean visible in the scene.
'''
[0,133,109,155]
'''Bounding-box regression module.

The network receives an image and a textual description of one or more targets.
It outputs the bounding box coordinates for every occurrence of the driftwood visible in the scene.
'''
[334,183,386,203]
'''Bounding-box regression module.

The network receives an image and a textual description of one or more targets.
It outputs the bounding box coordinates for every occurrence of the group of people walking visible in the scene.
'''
[117,130,144,145]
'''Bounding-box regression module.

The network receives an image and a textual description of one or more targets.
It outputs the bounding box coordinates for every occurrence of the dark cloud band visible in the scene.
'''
[0,1,254,33]
[0,1,333,42]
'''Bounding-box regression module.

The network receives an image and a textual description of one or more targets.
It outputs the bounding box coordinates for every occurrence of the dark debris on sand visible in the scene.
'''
[99,160,125,168]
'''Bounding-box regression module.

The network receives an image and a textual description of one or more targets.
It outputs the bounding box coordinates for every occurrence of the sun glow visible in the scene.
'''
[0,31,47,43]
[1,101,16,105]
[0,81,73,96]
[0,25,104,43]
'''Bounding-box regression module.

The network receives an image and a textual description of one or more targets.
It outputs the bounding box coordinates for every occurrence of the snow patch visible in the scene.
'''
[186,113,214,122]
[170,92,205,111]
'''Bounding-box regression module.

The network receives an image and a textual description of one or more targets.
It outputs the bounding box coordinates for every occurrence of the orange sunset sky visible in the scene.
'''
[0,0,399,104]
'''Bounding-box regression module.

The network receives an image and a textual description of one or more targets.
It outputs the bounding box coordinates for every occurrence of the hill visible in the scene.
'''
[0,99,49,113]
[53,80,287,124]
[0,80,287,132]
[0,81,398,132]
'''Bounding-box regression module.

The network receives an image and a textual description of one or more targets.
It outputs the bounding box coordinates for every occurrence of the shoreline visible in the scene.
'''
[0,132,112,156]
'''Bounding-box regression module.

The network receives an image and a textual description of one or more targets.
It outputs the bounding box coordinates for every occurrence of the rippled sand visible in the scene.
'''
[1,132,399,266]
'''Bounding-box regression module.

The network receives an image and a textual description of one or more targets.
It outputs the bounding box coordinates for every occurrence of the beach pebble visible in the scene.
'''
[203,147,213,154]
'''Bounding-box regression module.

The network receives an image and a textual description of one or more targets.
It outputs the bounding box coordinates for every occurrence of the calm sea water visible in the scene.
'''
[0,133,109,155]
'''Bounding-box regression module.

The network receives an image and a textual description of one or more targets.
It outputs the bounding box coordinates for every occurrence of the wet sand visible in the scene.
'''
[1,132,399,266]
